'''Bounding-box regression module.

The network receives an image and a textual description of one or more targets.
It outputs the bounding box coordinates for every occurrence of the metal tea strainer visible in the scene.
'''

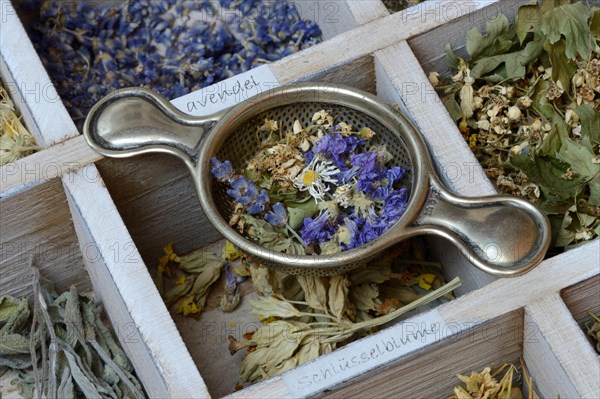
[84,83,550,277]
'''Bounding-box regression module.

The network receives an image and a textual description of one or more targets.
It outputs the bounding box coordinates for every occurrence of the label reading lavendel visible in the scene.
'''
[282,310,447,398]
[170,65,280,116]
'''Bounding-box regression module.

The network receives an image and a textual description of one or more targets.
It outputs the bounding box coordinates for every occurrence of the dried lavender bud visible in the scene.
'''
[16,0,322,130]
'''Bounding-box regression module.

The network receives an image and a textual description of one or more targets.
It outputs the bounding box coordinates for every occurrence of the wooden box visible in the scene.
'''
[1,0,598,398]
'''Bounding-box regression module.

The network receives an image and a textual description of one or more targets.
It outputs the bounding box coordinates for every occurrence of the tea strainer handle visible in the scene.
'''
[411,177,551,277]
[83,87,219,171]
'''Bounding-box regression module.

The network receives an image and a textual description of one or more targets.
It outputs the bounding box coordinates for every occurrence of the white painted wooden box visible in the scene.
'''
[1,0,598,398]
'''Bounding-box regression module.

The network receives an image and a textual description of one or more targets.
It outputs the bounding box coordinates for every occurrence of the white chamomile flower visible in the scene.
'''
[293,156,340,202]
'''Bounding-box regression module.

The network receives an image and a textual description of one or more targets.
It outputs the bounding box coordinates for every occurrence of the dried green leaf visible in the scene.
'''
[327,275,349,320]
[545,39,576,91]
[0,334,31,355]
[442,94,462,122]
[445,43,460,71]
[510,154,585,201]
[516,4,541,44]
[189,261,223,312]
[0,296,29,335]
[557,138,600,205]
[590,9,600,37]
[574,104,600,152]
[57,366,75,399]
[466,14,513,60]
[0,353,33,369]
[540,2,591,60]
[0,296,25,322]
[296,275,327,311]
[63,351,103,399]
[285,198,318,230]
[470,38,543,80]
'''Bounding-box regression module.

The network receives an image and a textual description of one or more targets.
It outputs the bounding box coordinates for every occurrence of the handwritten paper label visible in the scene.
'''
[283,310,447,398]
[170,65,280,116]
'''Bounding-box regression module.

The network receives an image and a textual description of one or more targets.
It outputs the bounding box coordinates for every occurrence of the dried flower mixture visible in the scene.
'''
[211,110,410,255]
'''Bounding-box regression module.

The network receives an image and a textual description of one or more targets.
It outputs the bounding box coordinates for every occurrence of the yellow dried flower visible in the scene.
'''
[0,83,39,165]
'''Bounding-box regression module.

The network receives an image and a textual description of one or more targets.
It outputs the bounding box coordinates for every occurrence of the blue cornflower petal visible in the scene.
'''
[351,152,380,176]
[382,188,409,223]
[386,166,406,187]
[301,210,335,246]
[265,202,288,227]
[211,157,234,182]
[336,165,359,184]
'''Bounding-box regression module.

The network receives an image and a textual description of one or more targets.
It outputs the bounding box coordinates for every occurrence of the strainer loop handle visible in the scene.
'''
[83,87,219,171]
[411,176,551,277]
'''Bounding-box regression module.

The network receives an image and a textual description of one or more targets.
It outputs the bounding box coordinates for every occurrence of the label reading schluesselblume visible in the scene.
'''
[170,65,280,116]
[283,310,447,398]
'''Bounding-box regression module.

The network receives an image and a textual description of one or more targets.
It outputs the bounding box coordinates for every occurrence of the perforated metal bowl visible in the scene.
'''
[84,83,550,277]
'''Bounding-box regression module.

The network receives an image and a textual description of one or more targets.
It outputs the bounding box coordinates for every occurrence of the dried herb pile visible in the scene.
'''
[450,362,539,399]
[211,110,410,256]
[0,269,144,399]
[433,0,600,252]
[156,239,458,388]
[0,80,39,166]
[16,0,322,129]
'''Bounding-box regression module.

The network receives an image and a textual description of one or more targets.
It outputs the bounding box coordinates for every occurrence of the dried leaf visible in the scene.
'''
[466,14,513,60]
[557,137,600,205]
[296,335,320,365]
[296,275,327,311]
[249,296,301,319]
[349,283,379,312]
[163,277,194,307]
[515,5,541,44]
[540,2,591,60]
[327,275,349,320]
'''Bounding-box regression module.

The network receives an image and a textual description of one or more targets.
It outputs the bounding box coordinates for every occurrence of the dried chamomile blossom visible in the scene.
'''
[437,1,600,252]
[0,82,39,165]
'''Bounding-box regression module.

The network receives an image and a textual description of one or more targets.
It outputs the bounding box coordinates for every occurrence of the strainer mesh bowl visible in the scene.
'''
[210,102,414,275]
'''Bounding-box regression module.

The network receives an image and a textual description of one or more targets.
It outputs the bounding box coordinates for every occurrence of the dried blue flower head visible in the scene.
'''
[227,176,260,206]
[247,189,270,215]
[211,157,234,182]
[265,202,288,227]
[300,210,335,247]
